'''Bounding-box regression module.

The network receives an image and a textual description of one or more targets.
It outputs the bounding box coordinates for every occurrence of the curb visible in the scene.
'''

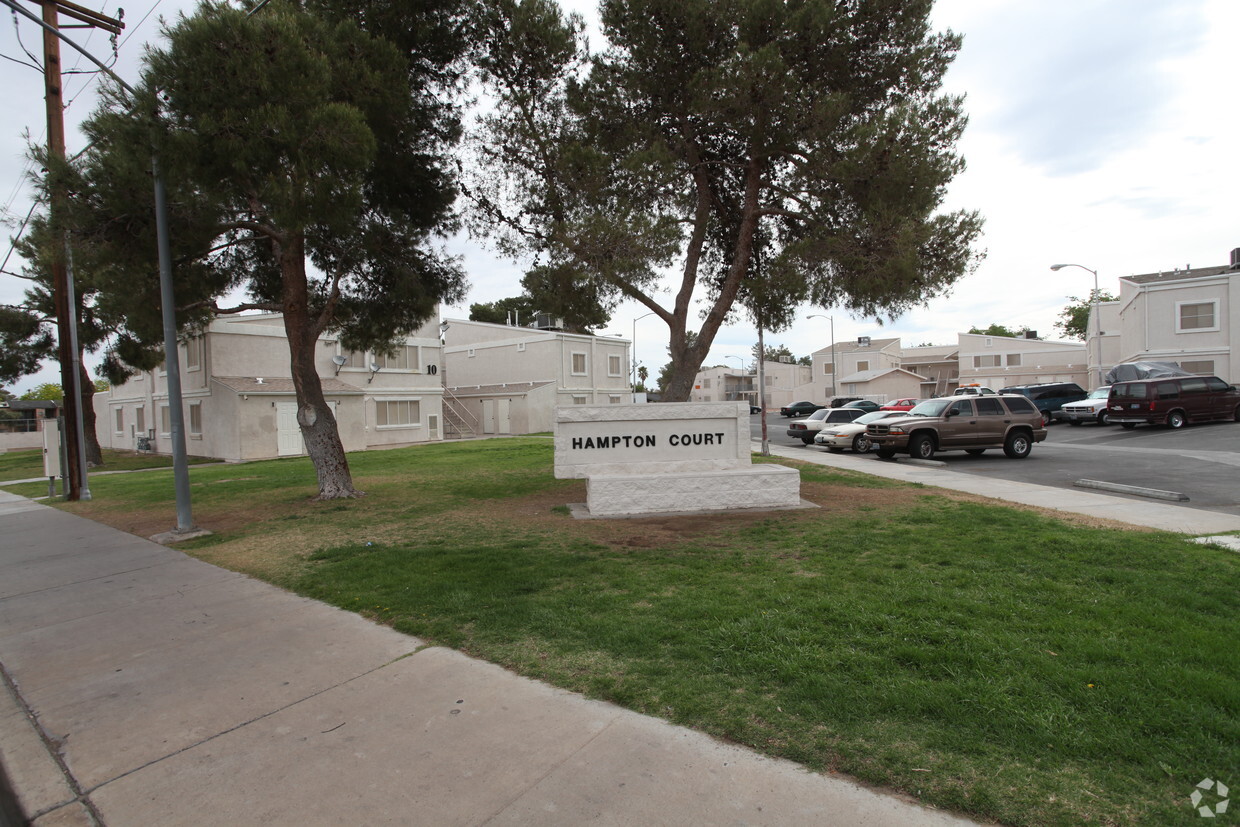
[1074,479,1189,502]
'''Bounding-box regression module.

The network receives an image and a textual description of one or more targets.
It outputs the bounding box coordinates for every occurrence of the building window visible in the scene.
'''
[468,348,476,358]
[160,405,171,435]
[765,375,773,386]
[572,395,588,405]
[185,338,202,371]
[136,407,146,435]
[189,402,202,436]
[703,395,712,402]
[609,395,622,404]
[702,378,711,389]
[856,360,869,372]
[608,354,622,376]
[376,399,420,427]
[1177,301,1217,332]
[571,352,587,375]
[1181,360,1215,375]
[822,363,833,375]
[379,345,419,371]
[1007,353,1022,367]
[517,342,526,352]
[339,349,366,369]
[973,355,1001,368]
[114,408,124,434]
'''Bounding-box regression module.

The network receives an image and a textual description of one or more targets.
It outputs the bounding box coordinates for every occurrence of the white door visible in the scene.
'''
[482,399,496,434]
[276,402,304,456]
[427,414,440,440]
[497,398,511,434]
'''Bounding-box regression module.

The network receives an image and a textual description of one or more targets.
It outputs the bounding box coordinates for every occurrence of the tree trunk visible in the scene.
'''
[79,361,103,466]
[279,235,359,499]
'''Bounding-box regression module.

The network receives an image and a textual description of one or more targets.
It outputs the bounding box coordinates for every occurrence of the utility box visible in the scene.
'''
[43,420,62,477]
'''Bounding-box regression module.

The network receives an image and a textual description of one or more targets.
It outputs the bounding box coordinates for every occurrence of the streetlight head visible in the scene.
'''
[1049,264,1067,271]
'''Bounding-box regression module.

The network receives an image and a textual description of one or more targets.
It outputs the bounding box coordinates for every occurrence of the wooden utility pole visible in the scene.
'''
[35,0,122,499]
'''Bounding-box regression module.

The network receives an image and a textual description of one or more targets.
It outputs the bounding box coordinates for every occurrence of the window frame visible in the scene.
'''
[1176,300,1218,333]
[374,397,422,430]
[188,401,203,437]
[570,351,588,376]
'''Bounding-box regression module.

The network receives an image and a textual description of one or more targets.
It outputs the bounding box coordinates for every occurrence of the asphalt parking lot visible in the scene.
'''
[754,413,1240,517]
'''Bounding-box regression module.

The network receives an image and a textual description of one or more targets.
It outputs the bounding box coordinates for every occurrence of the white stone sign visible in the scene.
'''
[554,402,806,518]
[554,402,749,479]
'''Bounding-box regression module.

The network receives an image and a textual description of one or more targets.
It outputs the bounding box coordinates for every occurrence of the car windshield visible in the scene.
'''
[857,411,905,424]
[909,399,952,416]
[806,409,829,420]
[1088,387,1110,399]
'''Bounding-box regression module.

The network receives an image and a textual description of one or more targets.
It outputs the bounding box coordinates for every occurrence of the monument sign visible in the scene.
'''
[554,402,806,517]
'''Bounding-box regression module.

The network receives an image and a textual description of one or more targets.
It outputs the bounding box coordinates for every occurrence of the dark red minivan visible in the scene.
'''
[1107,376,1240,429]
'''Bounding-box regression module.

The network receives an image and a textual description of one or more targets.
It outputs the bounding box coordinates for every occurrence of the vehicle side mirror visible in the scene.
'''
[945,408,957,417]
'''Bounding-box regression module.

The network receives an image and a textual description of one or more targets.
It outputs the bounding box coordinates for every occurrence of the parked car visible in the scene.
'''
[841,399,881,412]
[1058,387,1113,425]
[750,404,763,414]
[781,400,825,417]
[879,398,921,411]
[786,407,868,444]
[952,385,996,396]
[814,410,910,453]
[1107,376,1240,429]
[999,382,1088,426]
[865,394,1046,460]
[829,396,863,408]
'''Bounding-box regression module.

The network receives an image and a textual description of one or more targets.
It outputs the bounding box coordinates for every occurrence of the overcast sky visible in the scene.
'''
[3,0,1238,394]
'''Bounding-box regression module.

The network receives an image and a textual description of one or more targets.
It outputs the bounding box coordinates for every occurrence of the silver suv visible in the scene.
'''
[866,395,1046,460]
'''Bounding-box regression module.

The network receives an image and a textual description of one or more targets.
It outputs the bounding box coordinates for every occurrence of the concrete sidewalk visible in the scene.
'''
[762,442,1240,535]
[0,489,975,826]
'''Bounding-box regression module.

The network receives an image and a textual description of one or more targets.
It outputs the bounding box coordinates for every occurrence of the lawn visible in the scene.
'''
[5,438,1236,826]
[0,447,219,481]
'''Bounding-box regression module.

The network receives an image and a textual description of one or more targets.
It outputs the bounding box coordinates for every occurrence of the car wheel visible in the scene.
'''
[852,434,870,453]
[1234,404,1240,423]
[876,446,897,459]
[1041,411,1052,427]
[909,433,935,460]
[1097,411,1110,426]
[1121,423,1136,430]
[801,435,815,444]
[1003,430,1032,459]
[965,448,986,455]
[1166,410,1186,429]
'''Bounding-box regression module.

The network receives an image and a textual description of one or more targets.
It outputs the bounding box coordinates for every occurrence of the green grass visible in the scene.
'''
[7,438,1237,826]
[0,447,219,481]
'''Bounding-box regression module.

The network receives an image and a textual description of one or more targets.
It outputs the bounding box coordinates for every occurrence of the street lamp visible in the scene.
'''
[1050,263,1101,387]
[631,311,657,389]
[807,314,836,398]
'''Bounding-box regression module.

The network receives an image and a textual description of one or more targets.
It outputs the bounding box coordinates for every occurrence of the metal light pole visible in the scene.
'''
[807,314,836,399]
[1050,263,1101,388]
[631,311,656,389]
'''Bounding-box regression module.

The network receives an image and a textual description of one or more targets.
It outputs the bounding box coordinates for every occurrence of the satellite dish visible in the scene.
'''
[332,355,347,366]
[369,361,381,372]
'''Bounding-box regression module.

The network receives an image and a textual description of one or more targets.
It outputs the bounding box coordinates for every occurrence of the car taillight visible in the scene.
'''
[1150,401,1156,412]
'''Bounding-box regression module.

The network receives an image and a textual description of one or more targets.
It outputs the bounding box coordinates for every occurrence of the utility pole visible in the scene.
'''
[36,0,123,500]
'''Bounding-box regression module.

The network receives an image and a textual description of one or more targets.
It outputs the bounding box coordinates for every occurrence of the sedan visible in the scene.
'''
[786,407,868,443]
[879,398,920,411]
[814,410,911,453]
[841,399,881,412]
[780,400,825,417]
